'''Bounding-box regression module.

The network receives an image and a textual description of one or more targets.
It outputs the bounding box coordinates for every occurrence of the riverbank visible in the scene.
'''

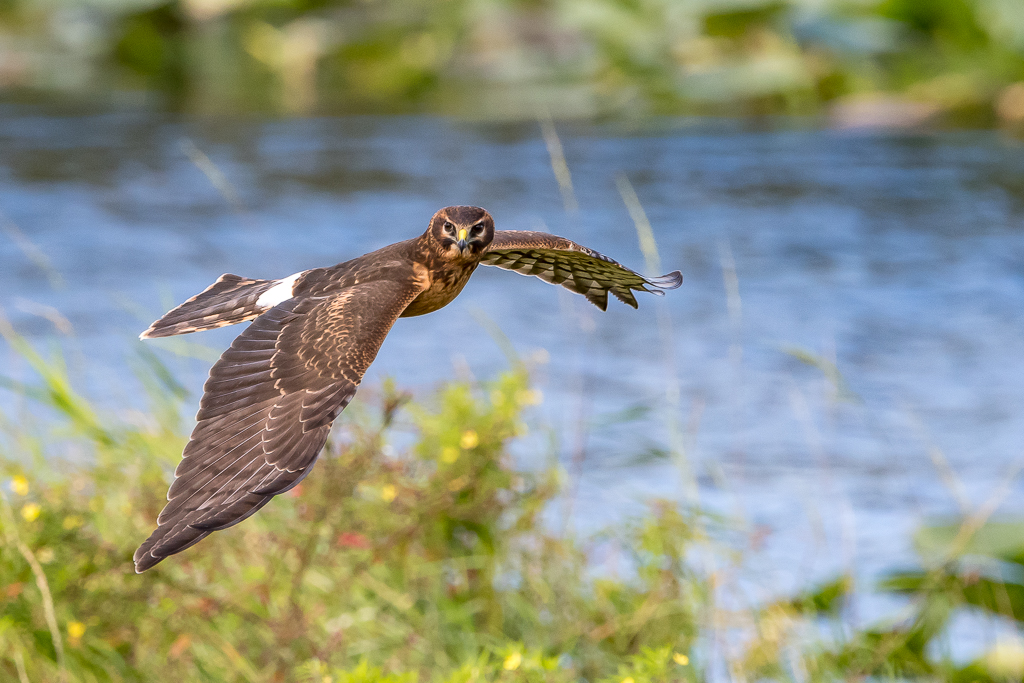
[1,328,1022,682]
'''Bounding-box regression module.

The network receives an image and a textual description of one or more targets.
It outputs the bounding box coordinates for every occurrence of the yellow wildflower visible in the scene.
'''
[67,621,85,646]
[673,652,689,665]
[459,430,479,449]
[20,503,41,522]
[622,678,635,683]
[441,447,459,464]
[503,652,522,671]
[10,476,28,496]
[380,484,397,502]
[63,515,83,530]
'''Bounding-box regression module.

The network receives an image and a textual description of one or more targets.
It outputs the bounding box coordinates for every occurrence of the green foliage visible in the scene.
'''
[788,575,851,616]
[876,0,989,51]
[0,333,709,682]
[597,645,694,683]
[0,0,1023,121]
[703,3,787,40]
[3,330,1024,682]
[818,518,1024,682]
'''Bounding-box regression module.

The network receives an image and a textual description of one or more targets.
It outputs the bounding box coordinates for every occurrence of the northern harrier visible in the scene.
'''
[134,206,681,572]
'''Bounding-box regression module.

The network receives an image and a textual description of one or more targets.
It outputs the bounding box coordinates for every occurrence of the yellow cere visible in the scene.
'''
[458,228,467,241]
[502,652,521,671]
[673,652,689,665]
[459,430,479,449]
[20,502,41,522]
[11,475,28,496]
[380,484,397,502]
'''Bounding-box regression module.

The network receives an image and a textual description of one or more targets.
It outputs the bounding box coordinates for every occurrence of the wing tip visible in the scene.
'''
[140,320,209,339]
[139,324,179,340]
[648,270,683,290]
[134,519,211,572]
[133,545,161,573]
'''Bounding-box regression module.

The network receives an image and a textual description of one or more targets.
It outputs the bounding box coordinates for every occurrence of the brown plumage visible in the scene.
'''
[134,206,682,572]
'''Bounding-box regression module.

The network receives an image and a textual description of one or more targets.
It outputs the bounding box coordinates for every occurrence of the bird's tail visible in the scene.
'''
[141,274,277,339]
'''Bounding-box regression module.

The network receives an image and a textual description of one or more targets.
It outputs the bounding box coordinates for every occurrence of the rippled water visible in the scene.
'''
[2,102,1024,622]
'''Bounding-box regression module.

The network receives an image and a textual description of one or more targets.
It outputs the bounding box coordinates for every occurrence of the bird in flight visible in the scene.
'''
[134,206,681,572]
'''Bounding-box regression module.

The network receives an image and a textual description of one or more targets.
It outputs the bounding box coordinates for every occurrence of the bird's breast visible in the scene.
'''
[400,262,477,317]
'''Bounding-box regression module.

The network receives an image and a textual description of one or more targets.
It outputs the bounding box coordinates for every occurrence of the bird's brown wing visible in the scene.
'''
[480,230,682,310]
[140,273,275,339]
[134,278,424,572]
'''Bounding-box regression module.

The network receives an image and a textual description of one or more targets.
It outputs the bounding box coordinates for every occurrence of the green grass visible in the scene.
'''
[0,331,710,682]
[1,330,1024,682]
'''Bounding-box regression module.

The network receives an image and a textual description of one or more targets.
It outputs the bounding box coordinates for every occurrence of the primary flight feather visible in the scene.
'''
[134,206,682,572]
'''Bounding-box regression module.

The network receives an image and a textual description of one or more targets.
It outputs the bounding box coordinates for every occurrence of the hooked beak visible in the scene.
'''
[457,228,468,251]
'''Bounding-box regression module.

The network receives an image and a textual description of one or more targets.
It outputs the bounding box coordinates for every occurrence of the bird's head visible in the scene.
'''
[426,206,495,261]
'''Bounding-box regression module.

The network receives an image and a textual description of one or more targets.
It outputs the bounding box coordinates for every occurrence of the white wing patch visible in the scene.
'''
[257,272,304,309]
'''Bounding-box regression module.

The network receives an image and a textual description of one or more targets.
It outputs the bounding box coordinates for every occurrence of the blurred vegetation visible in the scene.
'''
[1,324,1024,681]
[0,0,1022,125]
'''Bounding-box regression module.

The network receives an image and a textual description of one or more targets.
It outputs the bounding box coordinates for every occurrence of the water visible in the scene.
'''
[2,102,1024,632]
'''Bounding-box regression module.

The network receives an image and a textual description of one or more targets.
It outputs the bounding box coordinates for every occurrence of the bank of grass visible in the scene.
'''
[1,333,1024,682]
[0,330,712,681]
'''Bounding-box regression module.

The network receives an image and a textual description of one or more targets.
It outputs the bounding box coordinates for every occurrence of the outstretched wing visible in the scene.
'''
[480,231,682,310]
[134,278,424,572]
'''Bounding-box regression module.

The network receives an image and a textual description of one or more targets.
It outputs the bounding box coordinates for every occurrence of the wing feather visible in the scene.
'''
[134,277,424,572]
[481,230,681,311]
[140,274,277,339]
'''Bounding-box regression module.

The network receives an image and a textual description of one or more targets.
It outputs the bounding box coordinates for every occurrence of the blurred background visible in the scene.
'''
[2,1,1024,681]
[0,0,1022,124]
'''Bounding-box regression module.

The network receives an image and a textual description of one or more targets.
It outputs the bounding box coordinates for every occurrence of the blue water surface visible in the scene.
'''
[2,104,1024,639]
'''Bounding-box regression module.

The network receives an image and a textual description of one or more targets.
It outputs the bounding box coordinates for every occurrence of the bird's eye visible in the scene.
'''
[443,221,455,234]
[471,224,484,235]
